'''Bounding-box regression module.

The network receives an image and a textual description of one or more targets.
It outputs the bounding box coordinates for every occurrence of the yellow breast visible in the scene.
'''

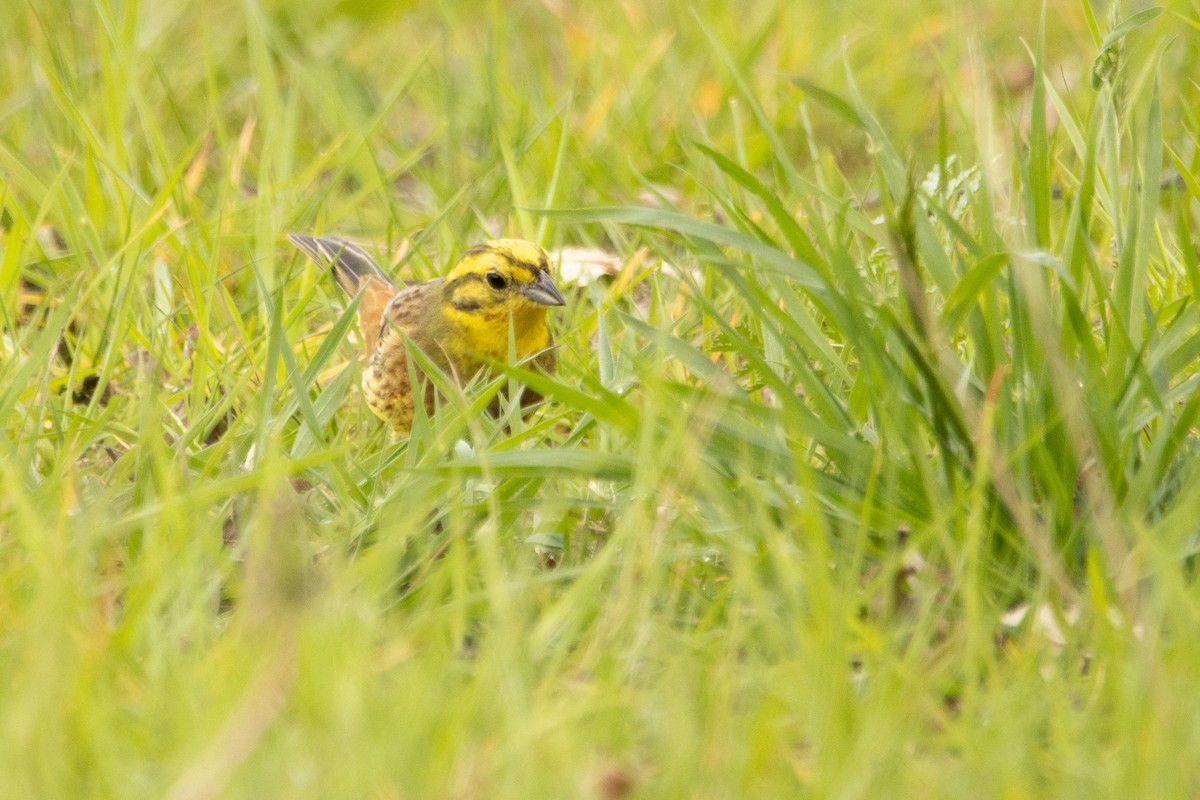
[436,302,553,367]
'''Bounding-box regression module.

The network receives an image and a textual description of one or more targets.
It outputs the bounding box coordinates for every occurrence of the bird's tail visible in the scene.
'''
[287,234,398,296]
[287,234,400,357]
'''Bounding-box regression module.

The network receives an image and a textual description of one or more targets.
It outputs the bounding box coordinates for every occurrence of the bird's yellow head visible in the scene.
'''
[442,239,564,313]
[436,239,564,360]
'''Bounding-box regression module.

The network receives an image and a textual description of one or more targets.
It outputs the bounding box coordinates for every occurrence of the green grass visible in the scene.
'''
[3,0,1200,797]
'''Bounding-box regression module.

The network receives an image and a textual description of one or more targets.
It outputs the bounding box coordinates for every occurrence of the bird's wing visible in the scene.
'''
[362,279,444,434]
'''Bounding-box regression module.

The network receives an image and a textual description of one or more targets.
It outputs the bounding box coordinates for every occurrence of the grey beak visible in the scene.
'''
[521,270,566,306]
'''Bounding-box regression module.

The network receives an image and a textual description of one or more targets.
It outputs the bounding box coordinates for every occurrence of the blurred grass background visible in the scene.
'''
[3,0,1200,797]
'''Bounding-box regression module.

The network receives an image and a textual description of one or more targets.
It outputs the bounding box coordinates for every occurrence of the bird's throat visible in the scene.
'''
[434,304,551,366]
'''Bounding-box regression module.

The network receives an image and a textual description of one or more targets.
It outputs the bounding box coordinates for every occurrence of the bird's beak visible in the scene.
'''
[521,271,566,306]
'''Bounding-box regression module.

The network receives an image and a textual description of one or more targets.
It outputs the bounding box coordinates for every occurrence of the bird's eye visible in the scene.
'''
[486,272,507,290]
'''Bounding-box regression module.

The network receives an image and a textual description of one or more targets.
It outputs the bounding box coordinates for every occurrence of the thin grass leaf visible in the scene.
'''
[1098,6,1165,53]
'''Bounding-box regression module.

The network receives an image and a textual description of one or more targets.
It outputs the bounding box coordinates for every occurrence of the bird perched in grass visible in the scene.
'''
[289,234,565,436]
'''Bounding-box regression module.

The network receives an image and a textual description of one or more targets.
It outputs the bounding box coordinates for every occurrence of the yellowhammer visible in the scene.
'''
[289,235,564,436]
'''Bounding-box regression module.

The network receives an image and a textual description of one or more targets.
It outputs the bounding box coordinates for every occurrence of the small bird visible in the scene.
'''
[289,234,565,436]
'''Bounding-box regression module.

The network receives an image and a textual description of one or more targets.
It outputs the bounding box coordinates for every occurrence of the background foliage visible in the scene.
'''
[2,0,1200,797]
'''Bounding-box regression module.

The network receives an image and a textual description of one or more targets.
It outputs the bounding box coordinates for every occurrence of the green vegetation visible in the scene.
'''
[3,0,1199,796]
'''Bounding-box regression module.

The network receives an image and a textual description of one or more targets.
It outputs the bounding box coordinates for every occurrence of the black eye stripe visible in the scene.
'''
[443,249,550,313]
